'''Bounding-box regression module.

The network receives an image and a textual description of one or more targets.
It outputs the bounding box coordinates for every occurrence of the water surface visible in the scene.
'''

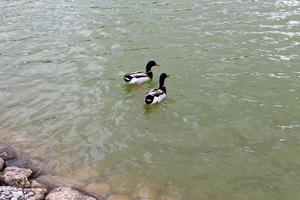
[1,0,300,199]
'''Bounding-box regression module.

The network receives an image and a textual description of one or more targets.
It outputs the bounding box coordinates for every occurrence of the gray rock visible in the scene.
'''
[0,186,46,200]
[45,187,98,200]
[0,166,32,187]
[0,158,4,171]
[0,142,17,161]
[7,158,44,178]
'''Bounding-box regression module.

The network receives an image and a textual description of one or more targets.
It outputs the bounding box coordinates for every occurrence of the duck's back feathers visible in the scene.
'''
[144,73,169,105]
[123,71,151,84]
[144,88,166,104]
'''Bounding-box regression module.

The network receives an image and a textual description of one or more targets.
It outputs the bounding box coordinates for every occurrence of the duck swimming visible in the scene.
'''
[123,60,160,84]
[144,73,169,105]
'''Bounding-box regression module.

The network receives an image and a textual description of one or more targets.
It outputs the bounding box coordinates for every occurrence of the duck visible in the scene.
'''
[123,60,160,84]
[144,73,169,105]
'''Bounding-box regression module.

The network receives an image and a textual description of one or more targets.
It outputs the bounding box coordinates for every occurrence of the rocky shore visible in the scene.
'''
[0,141,178,200]
[0,141,101,200]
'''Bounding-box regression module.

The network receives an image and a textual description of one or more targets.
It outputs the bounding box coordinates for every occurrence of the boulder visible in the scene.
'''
[0,166,32,187]
[107,194,132,200]
[0,186,46,200]
[85,182,110,199]
[0,158,4,171]
[0,142,17,161]
[45,187,98,200]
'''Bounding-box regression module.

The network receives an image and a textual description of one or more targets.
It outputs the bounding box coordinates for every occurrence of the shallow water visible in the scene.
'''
[1,0,300,199]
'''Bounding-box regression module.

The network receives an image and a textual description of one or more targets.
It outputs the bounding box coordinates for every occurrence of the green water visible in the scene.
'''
[1,0,300,199]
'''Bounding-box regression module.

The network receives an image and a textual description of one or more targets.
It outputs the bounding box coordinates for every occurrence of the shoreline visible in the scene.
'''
[0,139,178,200]
[0,140,101,200]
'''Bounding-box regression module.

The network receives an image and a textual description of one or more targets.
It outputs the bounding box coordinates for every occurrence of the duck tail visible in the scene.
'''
[123,74,132,82]
[144,95,154,104]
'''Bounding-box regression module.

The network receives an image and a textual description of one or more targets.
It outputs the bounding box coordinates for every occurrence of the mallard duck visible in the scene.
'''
[123,60,160,84]
[144,73,169,105]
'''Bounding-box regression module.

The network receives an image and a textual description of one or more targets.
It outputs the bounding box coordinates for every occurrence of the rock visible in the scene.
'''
[133,184,156,200]
[37,175,85,191]
[0,186,46,200]
[0,142,17,161]
[107,194,132,200]
[85,182,110,199]
[7,158,44,178]
[0,158,4,171]
[31,180,45,189]
[0,166,32,187]
[45,187,98,200]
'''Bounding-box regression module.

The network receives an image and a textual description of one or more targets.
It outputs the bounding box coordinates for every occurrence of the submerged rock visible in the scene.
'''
[45,187,98,200]
[30,179,48,193]
[67,166,102,183]
[85,182,110,199]
[0,166,32,187]
[0,186,46,200]
[0,158,4,171]
[31,180,44,189]
[107,194,132,200]
[110,173,137,194]
[133,184,156,200]
[37,175,85,190]
[0,142,17,162]
[7,158,44,178]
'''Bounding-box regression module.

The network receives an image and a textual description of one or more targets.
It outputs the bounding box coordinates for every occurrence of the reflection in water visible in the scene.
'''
[143,104,161,115]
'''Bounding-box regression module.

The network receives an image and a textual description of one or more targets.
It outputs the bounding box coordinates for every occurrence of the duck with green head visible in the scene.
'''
[144,73,169,105]
[123,60,160,84]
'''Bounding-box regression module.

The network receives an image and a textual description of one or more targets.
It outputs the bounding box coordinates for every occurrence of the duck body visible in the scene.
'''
[144,73,169,105]
[123,71,152,84]
[123,60,159,84]
[144,88,167,104]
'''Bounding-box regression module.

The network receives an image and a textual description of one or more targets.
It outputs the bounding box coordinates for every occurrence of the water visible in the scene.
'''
[1,0,300,199]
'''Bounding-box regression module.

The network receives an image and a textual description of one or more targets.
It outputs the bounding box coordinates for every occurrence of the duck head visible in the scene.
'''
[146,60,160,72]
[159,73,169,88]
